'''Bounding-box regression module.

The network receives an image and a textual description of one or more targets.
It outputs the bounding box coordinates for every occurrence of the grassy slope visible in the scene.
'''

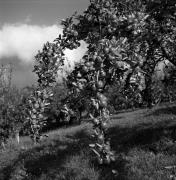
[0,103,176,180]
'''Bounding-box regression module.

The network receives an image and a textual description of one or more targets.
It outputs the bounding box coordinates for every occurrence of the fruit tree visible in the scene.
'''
[29,0,176,169]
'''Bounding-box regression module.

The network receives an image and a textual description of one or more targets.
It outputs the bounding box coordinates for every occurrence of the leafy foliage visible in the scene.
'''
[29,0,176,171]
[0,65,26,146]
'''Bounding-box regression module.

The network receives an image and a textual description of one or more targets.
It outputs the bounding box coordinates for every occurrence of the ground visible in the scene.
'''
[0,102,176,180]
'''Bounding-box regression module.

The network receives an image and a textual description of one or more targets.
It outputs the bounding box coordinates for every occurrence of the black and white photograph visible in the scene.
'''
[0,0,176,179]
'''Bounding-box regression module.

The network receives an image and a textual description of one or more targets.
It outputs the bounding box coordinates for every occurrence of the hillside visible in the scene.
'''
[0,103,176,180]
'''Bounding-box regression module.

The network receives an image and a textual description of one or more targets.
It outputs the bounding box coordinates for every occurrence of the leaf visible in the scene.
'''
[110,155,116,161]
[72,82,77,87]
[92,149,100,157]
[112,169,118,176]
[89,144,95,148]
[164,166,176,169]
[122,37,127,44]
[96,143,103,148]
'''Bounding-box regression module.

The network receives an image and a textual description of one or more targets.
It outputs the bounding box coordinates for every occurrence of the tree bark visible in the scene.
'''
[144,75,153,108]
[15,131,20,144]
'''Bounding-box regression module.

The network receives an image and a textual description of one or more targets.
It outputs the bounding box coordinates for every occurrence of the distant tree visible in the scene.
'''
[0,64,27,147]
[161,63,176,102]
[43,82,69,129]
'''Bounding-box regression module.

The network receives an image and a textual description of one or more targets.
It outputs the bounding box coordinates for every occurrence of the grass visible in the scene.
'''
[0,102,176,180]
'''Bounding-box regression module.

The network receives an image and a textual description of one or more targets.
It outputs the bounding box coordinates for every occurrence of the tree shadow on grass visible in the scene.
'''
[103,117,176,180]
[146,105,176,116]
[0,123,129,180]
[0,127,97,180]
[109,118,176,154]
[1,107,176,180]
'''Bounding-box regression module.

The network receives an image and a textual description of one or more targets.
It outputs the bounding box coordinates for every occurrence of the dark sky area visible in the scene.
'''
[0,0,88,25]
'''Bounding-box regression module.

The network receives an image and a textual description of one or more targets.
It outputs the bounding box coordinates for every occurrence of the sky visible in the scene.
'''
[0,0,89,87]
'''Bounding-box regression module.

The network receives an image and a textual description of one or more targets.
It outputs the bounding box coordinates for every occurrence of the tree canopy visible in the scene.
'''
[29,0,176,168]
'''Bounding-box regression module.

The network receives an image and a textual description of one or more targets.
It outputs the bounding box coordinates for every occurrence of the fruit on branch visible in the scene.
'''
[100,70,106,77]
[111,48,122,59]
[96,80,104,90]
[34,103,40,109]
[77,72,82,78]
[81,66,89,73]
[101,122,107,131]
[98,134,104,143]
[93,118,100,125]
[108,54,115,61]
[99,98,108,108]
[96,56,104,63]
[77,82,84,90]
[97,92,108,107]
[104,155,111,164]
[85,61,92,67]
[104,47,110,54]
[114,61,125,69]
[91,84,97,91]
[107,27,112,33]
[74,31,78,37]
[98,158,103,165]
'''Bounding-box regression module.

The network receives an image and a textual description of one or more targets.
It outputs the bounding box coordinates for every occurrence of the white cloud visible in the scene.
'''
[64,42,87,68]
[0,23,60,63]
[0,23,87,66]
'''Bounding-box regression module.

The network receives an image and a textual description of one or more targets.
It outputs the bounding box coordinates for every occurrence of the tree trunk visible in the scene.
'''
[15,131,20,144]
[33,135,37,145]
[144,76,153,108]
[1,141,5,150]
